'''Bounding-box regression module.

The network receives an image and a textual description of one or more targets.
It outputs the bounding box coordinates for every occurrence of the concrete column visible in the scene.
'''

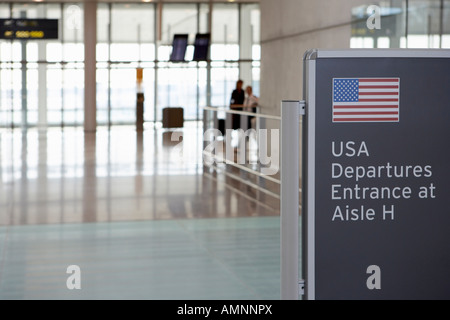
[239,4,252,86]
[38,7,47,130]
[20,11,27,130]
[84,1,97,132]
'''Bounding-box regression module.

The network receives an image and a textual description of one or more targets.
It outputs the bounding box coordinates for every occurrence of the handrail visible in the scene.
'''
[203,150,302,194]
[206,163,280,200]
[202,150,281,185]
[203,106,281,121]
[203,171,279,212]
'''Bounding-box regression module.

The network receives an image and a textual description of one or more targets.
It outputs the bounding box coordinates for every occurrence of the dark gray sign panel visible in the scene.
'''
[303,49,450,299]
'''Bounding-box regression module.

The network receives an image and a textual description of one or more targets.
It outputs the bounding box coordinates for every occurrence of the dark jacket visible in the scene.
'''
[230,89,245,105]
[230,89,245,129]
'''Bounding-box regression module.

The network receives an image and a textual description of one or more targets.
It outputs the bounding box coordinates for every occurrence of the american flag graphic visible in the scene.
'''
[332,78,400,122]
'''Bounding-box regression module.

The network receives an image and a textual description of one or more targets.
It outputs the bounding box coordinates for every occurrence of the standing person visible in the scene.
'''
[230,79,245,130]
[244,85,259,129]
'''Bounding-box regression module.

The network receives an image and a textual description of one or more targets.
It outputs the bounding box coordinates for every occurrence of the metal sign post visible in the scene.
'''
[280,100,304,300]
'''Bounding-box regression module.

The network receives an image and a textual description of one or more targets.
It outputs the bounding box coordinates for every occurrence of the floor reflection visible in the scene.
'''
[0,124,279,225]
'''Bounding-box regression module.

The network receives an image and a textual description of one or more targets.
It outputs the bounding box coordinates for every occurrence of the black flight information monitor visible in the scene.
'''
[0,19,59,40]
[193,33,210,61]
[170,34,188,62]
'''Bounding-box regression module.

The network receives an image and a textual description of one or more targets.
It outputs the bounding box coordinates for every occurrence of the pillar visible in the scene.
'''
[84,1,97,132]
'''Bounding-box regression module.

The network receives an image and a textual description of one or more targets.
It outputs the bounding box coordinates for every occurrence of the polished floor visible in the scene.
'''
[0,124,286,299]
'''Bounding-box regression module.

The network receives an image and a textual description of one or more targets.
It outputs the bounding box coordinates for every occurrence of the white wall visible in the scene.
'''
[259,0,374,115]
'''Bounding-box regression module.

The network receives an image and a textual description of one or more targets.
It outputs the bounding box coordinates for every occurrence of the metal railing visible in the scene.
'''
[202,105,286,212]
[204,102,305,300]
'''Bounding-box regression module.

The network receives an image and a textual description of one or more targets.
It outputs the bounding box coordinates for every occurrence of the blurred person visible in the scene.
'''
[244,85,258,129]
[230,79,245,130]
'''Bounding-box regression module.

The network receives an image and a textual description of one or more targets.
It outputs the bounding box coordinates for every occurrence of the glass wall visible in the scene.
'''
[158,3,202,122]
[0,3,84,129]
[0,2,260,129]
[97,3,155,125]
[351,0,450,49]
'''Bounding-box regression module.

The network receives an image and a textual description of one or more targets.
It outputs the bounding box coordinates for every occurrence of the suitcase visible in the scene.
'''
[218,119,225,135]
[162,107,184,128]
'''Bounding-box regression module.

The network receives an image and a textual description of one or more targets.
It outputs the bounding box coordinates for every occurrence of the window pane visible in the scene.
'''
[350,1,405,48]
[143,68,155,122]
[350,0,450,49]
[63,4,83,42]
[157,66,199,120]
[211,67,239,107]
[111,3,154,43]
[444,1,450,48]
[199,3,210,34]
[63,67,84,125]
[162,4,197,45]
[97,3,110,44]
[0,3,9,19]
[110,67,136,124]
[212,3,238,44]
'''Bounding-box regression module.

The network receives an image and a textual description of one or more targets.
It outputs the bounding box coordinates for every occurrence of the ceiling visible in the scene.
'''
[11,0,258,3]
